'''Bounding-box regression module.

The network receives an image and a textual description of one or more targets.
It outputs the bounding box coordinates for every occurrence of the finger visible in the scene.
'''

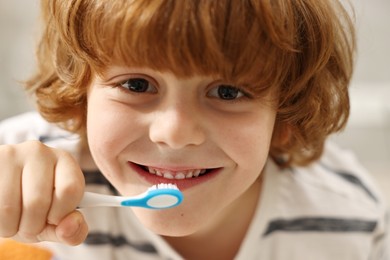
[47,151,85,226]
[37,211,88,245]
[57,210,89,245]
[0,146,22,237]
[17,151,55,240]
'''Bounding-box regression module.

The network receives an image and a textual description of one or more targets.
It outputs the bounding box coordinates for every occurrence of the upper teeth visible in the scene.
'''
[147,167,207,179]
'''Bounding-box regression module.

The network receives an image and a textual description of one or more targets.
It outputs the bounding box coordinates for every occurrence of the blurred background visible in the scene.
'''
[0,1,389,200]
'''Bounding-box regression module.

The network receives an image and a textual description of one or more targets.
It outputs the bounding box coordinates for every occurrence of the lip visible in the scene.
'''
[128,162,222,190]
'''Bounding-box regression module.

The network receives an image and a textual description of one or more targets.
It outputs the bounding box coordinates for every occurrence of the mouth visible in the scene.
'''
[129,162,221,189]
[140,165,213,180]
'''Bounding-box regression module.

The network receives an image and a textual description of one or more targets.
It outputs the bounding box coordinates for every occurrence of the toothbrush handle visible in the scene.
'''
[78,192,123,208]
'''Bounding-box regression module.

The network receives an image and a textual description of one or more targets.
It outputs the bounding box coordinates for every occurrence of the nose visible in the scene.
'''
[149,102,206,149]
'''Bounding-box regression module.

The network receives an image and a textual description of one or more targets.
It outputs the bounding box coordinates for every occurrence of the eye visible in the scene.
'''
[118,78,157,93]
[207,85,246,100]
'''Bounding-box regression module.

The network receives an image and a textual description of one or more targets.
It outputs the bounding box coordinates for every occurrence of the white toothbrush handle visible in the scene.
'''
[79,192,124,208]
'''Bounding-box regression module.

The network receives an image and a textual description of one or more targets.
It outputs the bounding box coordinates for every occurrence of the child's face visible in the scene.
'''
[86,66,277,236]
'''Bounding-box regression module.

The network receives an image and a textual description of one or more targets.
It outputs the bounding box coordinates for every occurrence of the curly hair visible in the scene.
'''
[26,0,355,167]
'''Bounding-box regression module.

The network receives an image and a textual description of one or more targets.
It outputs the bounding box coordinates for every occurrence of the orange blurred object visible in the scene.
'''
[0,239,53,260]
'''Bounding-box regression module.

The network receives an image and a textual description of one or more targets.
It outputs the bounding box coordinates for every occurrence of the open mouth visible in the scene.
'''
[130,162,222,189]
[135,164,215,180]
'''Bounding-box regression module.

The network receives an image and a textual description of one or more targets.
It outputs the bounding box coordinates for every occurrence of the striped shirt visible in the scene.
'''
[1,112,388,259]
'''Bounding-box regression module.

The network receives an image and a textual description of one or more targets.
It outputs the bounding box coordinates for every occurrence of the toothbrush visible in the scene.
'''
[78,183,183,209]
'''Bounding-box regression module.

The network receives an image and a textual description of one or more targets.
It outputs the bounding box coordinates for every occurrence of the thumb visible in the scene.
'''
[38,211,88,246]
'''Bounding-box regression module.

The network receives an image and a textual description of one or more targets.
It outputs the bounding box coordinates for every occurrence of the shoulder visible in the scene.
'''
[292,142,385,211]
[0,111,81,157]
[268,141,387,221]
[1,112,60,143]
[263,143,387,225]
[255,142,388,259]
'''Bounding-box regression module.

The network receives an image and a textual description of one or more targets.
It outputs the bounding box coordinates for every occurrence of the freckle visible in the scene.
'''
[181,213,184,217]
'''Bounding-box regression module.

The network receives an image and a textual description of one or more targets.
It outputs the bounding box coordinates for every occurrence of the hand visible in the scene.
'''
[0,140,88,245]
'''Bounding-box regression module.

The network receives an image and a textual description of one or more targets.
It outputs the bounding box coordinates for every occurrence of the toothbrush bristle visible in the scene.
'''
[151,183,179,190]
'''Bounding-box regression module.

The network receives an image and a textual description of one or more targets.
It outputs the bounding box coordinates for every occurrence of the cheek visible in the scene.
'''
[87,102,122,154]
[87,86,142,146]
[217,112,276,169]
[86,93,140,174]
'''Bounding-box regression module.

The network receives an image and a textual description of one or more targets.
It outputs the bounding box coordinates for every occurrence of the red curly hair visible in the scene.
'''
[26,0,356,166]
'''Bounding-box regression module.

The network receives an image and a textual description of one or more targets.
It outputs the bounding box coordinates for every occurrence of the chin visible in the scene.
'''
[132,207,200,237]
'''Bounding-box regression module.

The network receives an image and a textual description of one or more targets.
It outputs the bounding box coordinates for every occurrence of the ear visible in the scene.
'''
[271,121,292,147]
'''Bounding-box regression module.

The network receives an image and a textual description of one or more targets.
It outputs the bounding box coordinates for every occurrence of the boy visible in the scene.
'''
[0,0,387,259]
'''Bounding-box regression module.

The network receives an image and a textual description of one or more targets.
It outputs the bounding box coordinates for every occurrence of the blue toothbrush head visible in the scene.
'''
[121,183,183,209]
